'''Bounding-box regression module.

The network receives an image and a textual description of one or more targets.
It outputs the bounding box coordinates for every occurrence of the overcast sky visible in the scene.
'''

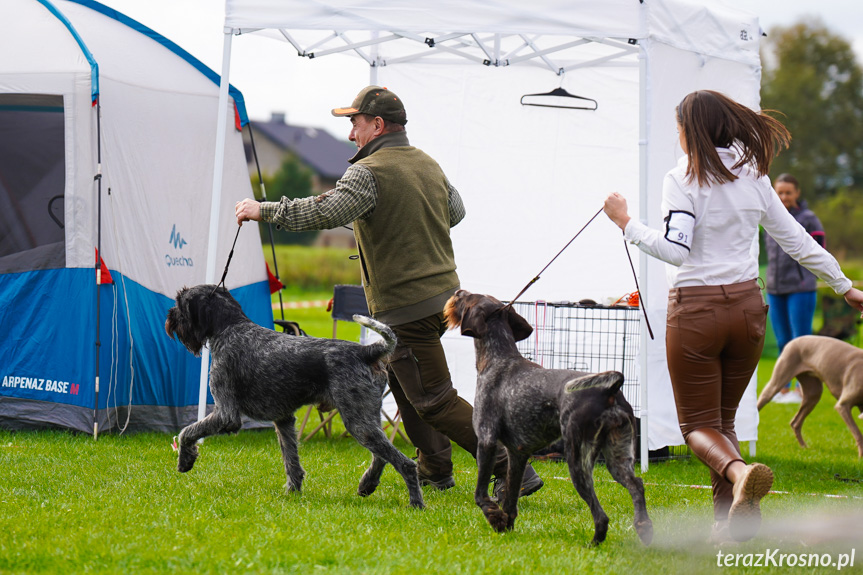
[95,0,863,138]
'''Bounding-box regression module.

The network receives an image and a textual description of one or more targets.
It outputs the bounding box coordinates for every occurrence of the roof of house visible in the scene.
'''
[252,115,355,180]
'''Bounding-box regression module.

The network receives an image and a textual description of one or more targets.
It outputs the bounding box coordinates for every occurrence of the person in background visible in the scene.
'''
[764,173,824,403]
[235,86,543,499]
[603,90,863,543]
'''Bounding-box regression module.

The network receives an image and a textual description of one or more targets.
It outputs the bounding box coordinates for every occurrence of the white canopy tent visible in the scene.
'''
[208,0,765,469]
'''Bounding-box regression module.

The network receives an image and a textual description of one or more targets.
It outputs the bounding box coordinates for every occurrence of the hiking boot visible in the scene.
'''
[728,463,773,542]
[417,468,455,491]
[493,463,544,501]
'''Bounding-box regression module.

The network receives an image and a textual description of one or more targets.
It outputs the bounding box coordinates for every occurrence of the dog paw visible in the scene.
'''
[635,519,654,545]
[177,444,199,473]
[357,476,380,497]
[409,498,425,509]
[486,508,510,533]
[506,513,517,531]
[590,522,609,546]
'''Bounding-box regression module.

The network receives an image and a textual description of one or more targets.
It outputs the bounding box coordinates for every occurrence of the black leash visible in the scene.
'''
[211,225,242,296]
[502,205,655,341]
[622,238,654,340]
[503,207,605,309]
[247,120,286,319]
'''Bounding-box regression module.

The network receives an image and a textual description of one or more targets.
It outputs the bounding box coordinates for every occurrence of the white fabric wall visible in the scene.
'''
[377,39,763,450]
[642,41,762,448]
[218,0,766,449]
[376,62,642,416]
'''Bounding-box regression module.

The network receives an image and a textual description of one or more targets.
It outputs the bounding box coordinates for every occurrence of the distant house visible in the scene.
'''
[243,112,357,248]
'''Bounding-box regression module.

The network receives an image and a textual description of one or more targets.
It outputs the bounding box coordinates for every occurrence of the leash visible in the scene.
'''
[210,225,242,296]
[501,205,654,340]
[502,207,604,309]
[622,238,654,340]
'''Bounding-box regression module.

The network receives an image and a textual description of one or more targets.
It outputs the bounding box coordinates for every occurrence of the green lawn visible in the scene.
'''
[2,356,861,574]
[3,250,861,574]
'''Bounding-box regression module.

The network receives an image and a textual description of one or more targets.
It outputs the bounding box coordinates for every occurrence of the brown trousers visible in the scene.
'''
[387,312,506,477]
[665,279,768,521]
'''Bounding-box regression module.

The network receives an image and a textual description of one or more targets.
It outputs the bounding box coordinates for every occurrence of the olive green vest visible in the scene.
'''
[352,133,459,325]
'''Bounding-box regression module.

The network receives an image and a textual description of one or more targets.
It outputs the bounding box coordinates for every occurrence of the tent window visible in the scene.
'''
[0,94,66,273]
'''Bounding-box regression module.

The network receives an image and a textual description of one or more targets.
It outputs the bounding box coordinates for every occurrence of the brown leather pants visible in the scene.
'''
[665,279,768,521]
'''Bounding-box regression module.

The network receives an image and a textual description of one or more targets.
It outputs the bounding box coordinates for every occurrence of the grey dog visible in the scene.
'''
[165,285,424,508]
[757,334,863,458]
[444,290,652,545]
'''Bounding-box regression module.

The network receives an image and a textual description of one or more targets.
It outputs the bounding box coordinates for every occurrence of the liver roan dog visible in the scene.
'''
[444,290,652,545]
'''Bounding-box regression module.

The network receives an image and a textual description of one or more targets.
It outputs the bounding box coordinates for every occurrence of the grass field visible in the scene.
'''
[3,249,862,573]
[2,356,861,574]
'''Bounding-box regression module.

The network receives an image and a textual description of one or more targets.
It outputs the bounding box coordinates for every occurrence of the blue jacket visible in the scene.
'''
[764,200,825,295]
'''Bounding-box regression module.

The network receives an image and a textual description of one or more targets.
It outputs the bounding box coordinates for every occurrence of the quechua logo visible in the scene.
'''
[169,224,187,249]
[166,224,193,267]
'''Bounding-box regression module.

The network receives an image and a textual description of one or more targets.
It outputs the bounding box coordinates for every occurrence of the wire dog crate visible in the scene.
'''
[510,301,642,417]
[510,300,689,462]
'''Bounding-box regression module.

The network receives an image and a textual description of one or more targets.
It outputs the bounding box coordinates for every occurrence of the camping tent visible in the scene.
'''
[212,0,765,468]
[0,0,272,435]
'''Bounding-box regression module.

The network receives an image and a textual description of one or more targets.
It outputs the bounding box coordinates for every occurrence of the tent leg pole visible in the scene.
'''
[638,43,649,471]
[198,28,235,422]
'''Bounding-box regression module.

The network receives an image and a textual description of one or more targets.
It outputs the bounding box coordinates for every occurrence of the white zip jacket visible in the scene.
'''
[624,148,851,295]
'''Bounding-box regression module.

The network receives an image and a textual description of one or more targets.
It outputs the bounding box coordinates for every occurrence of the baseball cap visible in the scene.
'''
[331,86,407,125]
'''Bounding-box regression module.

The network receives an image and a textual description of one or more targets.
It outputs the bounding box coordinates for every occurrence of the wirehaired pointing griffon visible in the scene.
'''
[444,290,652,545]
[165,285,424,508]
[758,334,863,458]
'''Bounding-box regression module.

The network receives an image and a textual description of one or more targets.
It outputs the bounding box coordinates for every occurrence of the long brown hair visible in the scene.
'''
[676,90,790,187]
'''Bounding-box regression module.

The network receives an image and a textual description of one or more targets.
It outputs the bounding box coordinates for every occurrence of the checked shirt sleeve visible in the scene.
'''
[447,178,466,227]
[259,164,377,231]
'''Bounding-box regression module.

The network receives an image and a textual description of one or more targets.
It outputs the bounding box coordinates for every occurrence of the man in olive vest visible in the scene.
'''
[235,86,542,498]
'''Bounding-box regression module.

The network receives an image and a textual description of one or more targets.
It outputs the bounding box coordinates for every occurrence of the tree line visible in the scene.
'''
[761,19,863,260]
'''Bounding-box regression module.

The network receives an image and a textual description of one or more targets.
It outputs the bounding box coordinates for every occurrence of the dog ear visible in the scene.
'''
[506,308,534,342]
[172,292,208,356]
[459,305,487,339]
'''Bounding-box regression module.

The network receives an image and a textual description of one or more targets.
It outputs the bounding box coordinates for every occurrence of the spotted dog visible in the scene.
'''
[165,285,424,508]
[444,290,651,545]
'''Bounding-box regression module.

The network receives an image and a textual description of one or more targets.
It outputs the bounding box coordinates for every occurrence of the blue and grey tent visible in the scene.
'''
[0,0,273,434]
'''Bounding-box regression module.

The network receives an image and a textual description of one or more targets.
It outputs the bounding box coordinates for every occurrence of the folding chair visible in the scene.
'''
[297,285,410,444]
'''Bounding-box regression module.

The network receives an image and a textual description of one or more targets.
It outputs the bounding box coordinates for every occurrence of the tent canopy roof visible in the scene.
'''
[224,0,761,71]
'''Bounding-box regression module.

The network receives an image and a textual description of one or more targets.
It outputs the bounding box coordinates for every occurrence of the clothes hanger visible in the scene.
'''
[520,71,598,110]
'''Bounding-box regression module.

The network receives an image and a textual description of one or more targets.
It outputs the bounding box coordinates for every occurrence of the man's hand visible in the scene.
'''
[235,198,261,226]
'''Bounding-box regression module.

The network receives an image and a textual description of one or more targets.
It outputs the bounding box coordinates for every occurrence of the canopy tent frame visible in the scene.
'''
[274,29,639,73]
[205,0,765,472]
[204,24,654,470]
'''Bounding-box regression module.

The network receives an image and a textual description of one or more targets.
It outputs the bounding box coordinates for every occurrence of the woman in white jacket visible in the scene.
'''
[603,90,863,543]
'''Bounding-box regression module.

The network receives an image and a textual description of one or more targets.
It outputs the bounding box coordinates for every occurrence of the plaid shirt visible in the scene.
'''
[259,164,466,231]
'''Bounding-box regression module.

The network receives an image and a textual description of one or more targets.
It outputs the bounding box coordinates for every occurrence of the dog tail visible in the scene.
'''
[353,315,398,363]
[564,371,625,397]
